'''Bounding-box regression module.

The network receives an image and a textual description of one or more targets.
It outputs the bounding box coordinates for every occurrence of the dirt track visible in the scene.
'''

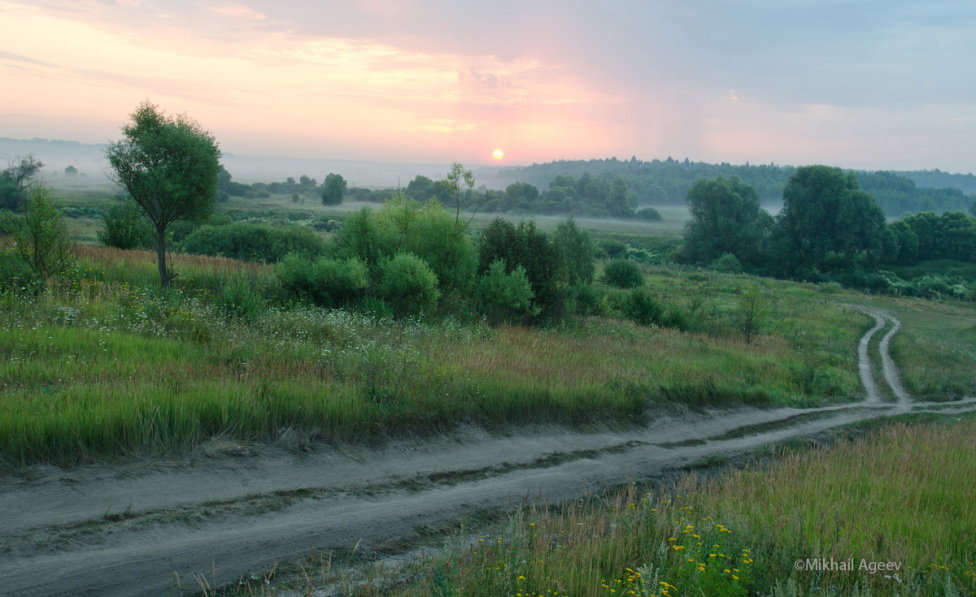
[2,307,974,596]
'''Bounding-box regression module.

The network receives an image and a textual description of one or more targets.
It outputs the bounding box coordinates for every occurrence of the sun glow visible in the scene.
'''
[492,149,504,160]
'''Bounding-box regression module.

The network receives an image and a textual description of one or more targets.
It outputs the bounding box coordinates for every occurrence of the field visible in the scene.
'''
[2,190,976,596]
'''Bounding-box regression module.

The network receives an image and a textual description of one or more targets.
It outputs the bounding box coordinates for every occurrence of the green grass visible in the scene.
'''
[250,418,975,597]
[0,243,874,465]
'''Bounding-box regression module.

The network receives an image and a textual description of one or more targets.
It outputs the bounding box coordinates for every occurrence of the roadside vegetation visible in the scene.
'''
[233,416,976,597]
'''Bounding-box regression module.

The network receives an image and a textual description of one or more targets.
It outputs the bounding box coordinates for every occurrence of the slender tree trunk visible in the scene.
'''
[157,228,169,289]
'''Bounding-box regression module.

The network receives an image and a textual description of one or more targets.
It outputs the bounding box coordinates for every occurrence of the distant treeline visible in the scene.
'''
[218,157,976,220]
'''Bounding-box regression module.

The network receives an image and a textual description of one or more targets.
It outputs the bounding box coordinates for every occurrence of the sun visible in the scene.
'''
[492,149,504,160]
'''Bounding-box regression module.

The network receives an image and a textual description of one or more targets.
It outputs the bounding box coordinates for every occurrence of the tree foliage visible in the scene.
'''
[322,173,347,205]
[681,176,772,266]
[0,186,70,278]
[0,155,45,211]
[774,165,886,276]
[478,218,565,322]
[106,101,221,288]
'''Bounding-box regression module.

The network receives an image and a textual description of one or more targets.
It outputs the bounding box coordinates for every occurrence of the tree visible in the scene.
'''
[774,165,886,276]
[0,155,45,211]
[322,173,347,205]
[106,101,221,288]
[681,176,771,267]
[554,217,595,287]
[445,162,476,233]
[64,165,78,176]
[734,285,770,345]
[0,186,70,278]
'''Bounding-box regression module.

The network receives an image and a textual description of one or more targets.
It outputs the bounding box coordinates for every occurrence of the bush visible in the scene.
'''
[624,288,662,326]
[709,253,743,274]
[182,222,325,263]
[378,253,440,317]
[479,218,565,323]
[635,207,663,221]
[97,200,154,250]
[0,186,70,278]
[277,253,368,308]
[476,259,538,325]
[603,259,644,288]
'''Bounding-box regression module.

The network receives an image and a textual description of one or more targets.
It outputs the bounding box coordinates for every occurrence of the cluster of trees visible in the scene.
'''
[276,197,598,324]
[483,158,975,217]
[681,166,976,284]
[217,168,348,206]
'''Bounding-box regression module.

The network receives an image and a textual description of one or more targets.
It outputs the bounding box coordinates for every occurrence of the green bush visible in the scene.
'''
[624,287,663,326]
[277,253,367,308]
[710,253,743,274]
[182,222,325,263]
[378,253,440,317]
[476,259,537,325]
[603,259,644,288]
[97,200,154,250]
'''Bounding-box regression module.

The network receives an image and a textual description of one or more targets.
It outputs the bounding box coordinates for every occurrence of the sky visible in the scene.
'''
[1,0,974,173]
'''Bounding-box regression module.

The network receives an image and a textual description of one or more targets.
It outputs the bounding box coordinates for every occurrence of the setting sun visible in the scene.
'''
[492,149,504,160]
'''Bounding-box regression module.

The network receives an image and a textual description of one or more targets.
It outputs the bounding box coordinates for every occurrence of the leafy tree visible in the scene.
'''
[607,176,633,218]
[0,154,44,211]
[554,217,595,287]
[478,218,565,322]
[636,207,662,221]
[0,186,70,278]
[322,173,347,205]
[681,176,771,266]
[445,162,476,233]
[774,165,886,275]
[64,165,78,176]
[277,253,367,308]
[106,101,221,288]
[502,182,539,211]
[97,197,154,250]
[299,174,316,187]
[886,220,918,265]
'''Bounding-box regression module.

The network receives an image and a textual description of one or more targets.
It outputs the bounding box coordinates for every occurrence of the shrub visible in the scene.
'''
[710,253,743,274]
[603,259,644,288]
[182,222,325,263]
[0,186,70,278]
[97,199,154,250]
[624,287,662,326]
[277,253,368,308]
[636,207,663,221]
[476,259,538,325]
[378,253,440,317]
[479,218,565,323]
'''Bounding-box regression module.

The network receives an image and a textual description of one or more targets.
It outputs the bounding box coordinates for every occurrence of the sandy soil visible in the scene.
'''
[2,308,974,596]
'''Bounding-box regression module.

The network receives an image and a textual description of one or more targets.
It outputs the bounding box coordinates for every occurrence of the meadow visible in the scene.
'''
[0,234,879,466]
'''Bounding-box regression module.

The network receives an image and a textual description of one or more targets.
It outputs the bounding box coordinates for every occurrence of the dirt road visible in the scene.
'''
[2,307,974,596]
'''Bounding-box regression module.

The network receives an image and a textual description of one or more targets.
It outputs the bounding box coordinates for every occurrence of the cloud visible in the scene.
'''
[208,3,267,20]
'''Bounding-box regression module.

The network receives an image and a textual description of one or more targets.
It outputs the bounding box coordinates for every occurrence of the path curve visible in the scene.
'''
[1,306,972,596]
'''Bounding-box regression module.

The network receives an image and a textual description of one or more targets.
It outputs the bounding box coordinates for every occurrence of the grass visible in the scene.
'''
[0,243,874,465]
[242,417,976,597]
[844,294,976,400]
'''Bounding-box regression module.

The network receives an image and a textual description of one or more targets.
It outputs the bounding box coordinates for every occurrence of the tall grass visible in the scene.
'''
[253,419,974,597]
[0,244,878,464]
